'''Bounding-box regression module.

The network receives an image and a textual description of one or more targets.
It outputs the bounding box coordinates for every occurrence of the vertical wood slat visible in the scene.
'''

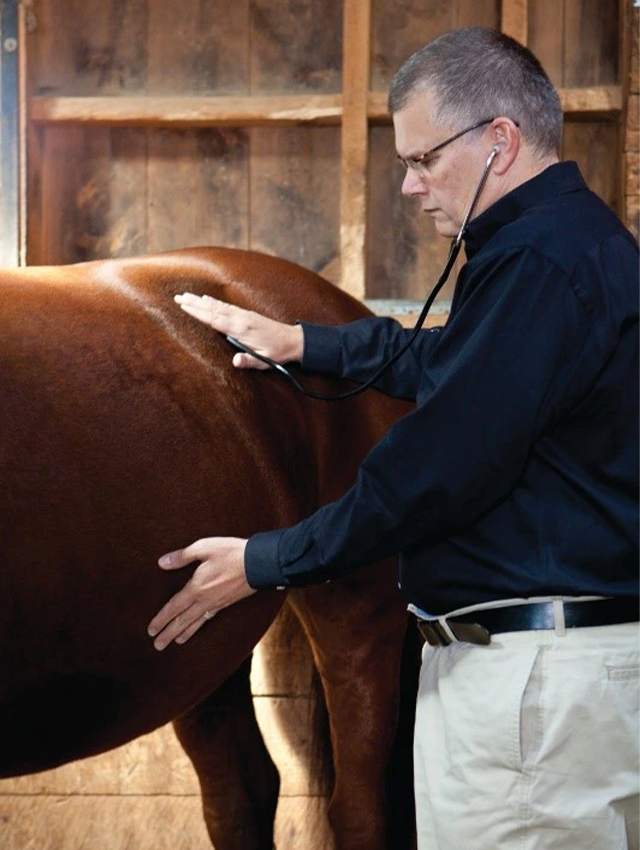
[622,0,639,239]
[339,0,371,299]
[0,0,19,266]
[501,0,529,44]
[17,0,29,265]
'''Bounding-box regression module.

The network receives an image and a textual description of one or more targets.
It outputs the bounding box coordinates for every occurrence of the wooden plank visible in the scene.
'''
[0,794,216,850]
[0,793,335,850]
[147,0,250,95]
[527,0,563,88]
[626,152,640,197]
[30,84,623,130]
[501,0,528,45]
[454,0,500,29]
[146,127,250,254]
[627,95,640,154]
[625,191,639,240]
[559,85,623,113]
[38,126,86,263]
[0,792,335,850]
[631,5,640,95]
[37,126,149,264]
[564,0,618,87]
[623,3,639,237]
[33,0,148,96]
[563,120,619,211]
[72,128,149,259]
[0,0,20,267]
[339,0,371,299]
[248,2,342,271]
[17,0,29,264]
[250,0,342,94]
[367,86,623,122]
[249,126,340,273]
[30,94,343,126]
[370,0,458,93]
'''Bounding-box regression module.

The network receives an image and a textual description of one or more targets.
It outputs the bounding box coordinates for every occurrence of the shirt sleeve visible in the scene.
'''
[301,317,443,401]
[245,248,592,590]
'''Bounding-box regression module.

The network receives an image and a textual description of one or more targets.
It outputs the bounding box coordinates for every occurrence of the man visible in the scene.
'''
[148,27,639,850]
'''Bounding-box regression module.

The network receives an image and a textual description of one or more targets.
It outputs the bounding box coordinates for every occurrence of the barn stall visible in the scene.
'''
[0,0,637,848]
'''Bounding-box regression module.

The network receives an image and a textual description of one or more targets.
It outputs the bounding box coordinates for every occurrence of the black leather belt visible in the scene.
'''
[416,597,640,647]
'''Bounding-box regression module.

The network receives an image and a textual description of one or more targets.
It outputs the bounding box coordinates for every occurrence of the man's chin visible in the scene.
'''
[432,219,458,238]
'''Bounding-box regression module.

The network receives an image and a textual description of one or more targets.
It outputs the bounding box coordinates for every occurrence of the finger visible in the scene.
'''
[175,610,215,645]
[158,548,191,570]
[152,601,217,650]
[177,302,230,329]
[232,352,271,370]
[147,573,197,630]
[158,538,210,570]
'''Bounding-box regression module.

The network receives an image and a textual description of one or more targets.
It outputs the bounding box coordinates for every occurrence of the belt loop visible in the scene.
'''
[437,617,459,643]
[553,598,566,636]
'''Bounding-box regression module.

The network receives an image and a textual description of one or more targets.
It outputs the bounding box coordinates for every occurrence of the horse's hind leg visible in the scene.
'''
[289,569,413,850]
[173,657,280,850]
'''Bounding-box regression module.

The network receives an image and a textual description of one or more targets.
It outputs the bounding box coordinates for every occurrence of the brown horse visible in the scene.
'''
[0,247,416,850]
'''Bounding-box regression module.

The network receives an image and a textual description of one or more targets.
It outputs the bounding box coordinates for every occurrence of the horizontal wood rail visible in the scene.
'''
[30,86,623,127]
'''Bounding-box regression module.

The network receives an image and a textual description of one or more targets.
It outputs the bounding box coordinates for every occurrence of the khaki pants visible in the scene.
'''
[414,620,639,850]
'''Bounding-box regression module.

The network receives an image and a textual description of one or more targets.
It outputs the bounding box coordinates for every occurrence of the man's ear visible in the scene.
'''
[488,117,520,174]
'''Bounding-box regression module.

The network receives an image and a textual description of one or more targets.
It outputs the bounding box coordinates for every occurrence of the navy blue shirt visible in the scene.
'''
[245,162,639,614]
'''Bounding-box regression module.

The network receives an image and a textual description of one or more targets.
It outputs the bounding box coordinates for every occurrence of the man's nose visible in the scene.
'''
[401,168,427,198]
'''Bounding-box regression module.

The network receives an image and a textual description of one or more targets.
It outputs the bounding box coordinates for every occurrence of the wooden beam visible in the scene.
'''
[30,94,343,127]
[367,86,623,123]
[501,0,528,46]
[339,0,371,300]
[30,85,624,133]
[559,85,623,114]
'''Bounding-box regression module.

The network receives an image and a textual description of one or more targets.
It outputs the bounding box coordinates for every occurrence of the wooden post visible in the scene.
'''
[0,0,19,266]
[339,0,371,299]
[501,0,529,45]
[622,0,639,238]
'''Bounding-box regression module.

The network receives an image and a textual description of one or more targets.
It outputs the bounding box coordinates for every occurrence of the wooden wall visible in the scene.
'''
[1,1,636,848]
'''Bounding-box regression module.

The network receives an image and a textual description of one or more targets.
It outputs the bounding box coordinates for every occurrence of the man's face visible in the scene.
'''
[393,90,493,238]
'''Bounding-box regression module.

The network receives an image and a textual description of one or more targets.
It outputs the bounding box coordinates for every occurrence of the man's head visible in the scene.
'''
[389,27,563,237]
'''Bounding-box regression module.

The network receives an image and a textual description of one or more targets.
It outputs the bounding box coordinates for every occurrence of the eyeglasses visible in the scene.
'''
[397,117,496,175]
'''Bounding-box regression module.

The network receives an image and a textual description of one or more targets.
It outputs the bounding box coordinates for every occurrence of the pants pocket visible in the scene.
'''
[518,647,544,770]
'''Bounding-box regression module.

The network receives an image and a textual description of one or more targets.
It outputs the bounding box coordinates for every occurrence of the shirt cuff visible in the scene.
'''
[245,529,287,589]
[300,323,342,374]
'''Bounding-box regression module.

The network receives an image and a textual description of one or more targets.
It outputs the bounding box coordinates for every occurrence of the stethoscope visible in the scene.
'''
[226,145,500,402]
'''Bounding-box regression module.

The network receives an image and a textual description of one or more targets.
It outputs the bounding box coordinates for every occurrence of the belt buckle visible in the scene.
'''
[416,620,451,646]
[451,621,491,646]
[417,619,491,646]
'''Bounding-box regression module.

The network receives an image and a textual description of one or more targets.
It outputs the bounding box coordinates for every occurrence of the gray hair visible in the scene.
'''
[388,27,563,157]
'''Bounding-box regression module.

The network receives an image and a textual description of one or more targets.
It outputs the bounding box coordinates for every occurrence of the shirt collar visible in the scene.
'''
[463,161,588,258]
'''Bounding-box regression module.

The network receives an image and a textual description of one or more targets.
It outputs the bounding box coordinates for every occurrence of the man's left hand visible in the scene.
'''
[148,537,253,650]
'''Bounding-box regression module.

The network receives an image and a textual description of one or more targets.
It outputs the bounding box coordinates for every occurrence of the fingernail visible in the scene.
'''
[159,554,172,567]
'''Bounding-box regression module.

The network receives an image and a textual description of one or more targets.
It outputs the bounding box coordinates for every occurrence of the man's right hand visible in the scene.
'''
[174,292,304,370]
